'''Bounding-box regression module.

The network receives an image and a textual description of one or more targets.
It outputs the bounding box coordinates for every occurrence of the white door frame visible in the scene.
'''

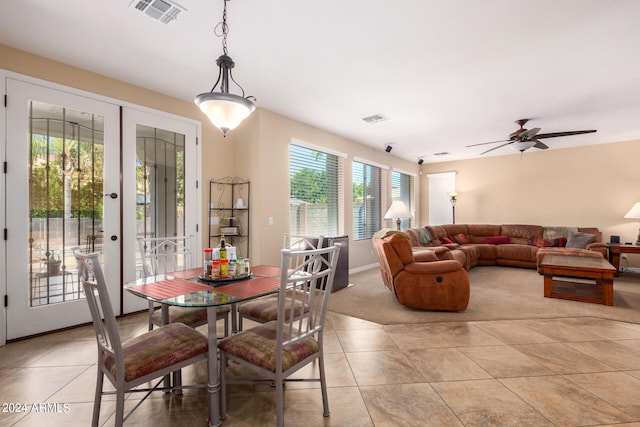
[1,73,7,345]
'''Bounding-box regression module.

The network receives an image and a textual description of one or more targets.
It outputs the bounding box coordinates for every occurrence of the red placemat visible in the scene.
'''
[129,278,211,300]
[168,268,203,279]
[214,277,280,299]
[250,265,282,277]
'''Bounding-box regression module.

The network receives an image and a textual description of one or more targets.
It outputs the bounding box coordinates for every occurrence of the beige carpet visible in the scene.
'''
[328,266,640,325]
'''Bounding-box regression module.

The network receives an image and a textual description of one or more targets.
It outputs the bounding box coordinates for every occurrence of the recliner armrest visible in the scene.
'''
[413,250,439,262]
[405,260,463,274]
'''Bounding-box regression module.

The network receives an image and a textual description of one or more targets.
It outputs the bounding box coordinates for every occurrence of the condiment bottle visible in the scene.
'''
[203,249,213,277]
[220,259,229,278]
[219,233,227,261]
[236,257,245,275]
[229,258,237,277]
[212,260,220,278]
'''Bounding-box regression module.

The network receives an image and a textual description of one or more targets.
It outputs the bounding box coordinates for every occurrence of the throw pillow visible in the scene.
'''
[413,228,432,245]
[453,234,469,244]
[486,236,510,245]
[566,232,596,249]
[442,236,455,244]
[533,237,567,247]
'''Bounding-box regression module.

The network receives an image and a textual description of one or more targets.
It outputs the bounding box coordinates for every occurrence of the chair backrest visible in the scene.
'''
[137,235,193,277]
[283,234,325,272]
[283,234,324,251]
[72,247,124,379]
[276,244,340,363]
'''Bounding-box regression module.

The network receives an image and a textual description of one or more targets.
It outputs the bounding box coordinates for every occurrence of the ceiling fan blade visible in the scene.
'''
[535,129,597,139]
[532,139,548,150]
[480,141,512,155]
[520,127,541,139]
[466,139,511,148]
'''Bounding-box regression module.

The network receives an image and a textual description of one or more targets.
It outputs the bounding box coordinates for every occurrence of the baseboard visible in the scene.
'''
[620,267,640,273]
[349,263,379,274]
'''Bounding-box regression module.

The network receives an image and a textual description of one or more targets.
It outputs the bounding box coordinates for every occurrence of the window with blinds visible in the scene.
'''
[392,170,415,230]
[353,160,386,240]
[289,144,343,236]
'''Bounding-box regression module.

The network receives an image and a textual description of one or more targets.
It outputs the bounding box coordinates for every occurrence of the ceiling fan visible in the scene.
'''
[467,119,597,155]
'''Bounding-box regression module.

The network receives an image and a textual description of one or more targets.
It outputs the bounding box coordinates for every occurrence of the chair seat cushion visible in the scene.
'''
[151,305,230,327]
[239,297,307,323]
[218,321,319,372]
[106,323,208,382]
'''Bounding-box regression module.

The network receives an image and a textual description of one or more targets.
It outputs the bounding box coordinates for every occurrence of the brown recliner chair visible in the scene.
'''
[373,233,470,311]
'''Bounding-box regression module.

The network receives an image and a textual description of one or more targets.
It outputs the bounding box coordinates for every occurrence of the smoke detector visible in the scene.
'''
[362,114,388,124]
[130,0,186,24]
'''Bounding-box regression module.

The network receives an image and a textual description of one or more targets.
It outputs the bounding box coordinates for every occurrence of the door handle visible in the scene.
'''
[111,235,118,241]
[105,193,118,199]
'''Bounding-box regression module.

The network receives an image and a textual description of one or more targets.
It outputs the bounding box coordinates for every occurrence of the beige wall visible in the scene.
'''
[420,141,640,267]
[0,44,420,270]
[232,109,419,268]
[5,43,637,269]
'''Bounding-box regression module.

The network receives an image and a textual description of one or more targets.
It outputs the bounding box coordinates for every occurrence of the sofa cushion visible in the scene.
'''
[533,237,567,247]
[500,224,544,245]
[387,233,415,265]
[467,224,502,243]
[496,244,538,263]
[566,232,597,248]
[486,236,510,245]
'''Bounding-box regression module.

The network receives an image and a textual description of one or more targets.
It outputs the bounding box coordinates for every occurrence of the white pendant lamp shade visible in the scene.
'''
[195,92,255,135]
[195,0,255,136]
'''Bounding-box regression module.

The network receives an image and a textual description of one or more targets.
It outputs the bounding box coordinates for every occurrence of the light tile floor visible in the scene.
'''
[3,312,640,426]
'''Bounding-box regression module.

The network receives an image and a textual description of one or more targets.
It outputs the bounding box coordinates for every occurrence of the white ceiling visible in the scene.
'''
[2,0,639,164]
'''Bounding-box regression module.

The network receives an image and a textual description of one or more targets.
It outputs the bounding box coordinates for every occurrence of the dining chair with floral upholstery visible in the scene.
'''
[237,234,323,330]
[218,242,340,427]
[73,248,209,427]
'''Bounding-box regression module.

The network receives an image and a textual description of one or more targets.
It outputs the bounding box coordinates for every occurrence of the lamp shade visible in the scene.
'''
[384,201,412,220]
[624,202,640,219]
[195,92,256,135]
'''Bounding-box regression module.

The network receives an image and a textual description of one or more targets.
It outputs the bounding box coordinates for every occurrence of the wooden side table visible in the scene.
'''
[609,244,640,274]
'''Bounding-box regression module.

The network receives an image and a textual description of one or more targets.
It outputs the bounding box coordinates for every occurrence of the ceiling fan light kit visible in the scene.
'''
[467,119,596,156]
[195,0,256,136]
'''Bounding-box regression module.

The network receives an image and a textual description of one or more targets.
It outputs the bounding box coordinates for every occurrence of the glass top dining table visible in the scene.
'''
[125,264,282,427]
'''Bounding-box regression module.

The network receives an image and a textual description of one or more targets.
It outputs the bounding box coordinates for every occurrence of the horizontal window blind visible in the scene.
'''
[392,170,415,230]
[353,160,384,240]
[289,144,343,236]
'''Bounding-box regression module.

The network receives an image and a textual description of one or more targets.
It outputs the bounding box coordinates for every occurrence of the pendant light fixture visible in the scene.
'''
[195,0,255,136]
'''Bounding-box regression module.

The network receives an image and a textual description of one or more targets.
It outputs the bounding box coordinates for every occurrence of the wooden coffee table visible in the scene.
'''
[540,255,617,306]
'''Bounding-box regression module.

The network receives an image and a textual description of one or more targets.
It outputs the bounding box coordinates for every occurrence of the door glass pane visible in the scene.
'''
[136,125,186,275]
[29,101,104,306]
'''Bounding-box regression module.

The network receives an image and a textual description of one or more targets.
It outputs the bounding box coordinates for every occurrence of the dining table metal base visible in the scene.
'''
[207,305,223,426]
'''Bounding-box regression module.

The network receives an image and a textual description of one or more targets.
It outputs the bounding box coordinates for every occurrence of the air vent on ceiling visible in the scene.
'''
[433,152,450,156]
[362,114,388,124]
[130,0,186,24]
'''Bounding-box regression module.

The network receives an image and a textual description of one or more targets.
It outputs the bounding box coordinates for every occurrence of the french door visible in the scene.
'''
[121,108,201,314]
[3,77,200,340]
[5,78,121,339]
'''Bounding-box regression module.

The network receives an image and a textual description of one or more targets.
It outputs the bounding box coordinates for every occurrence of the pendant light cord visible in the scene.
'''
[215,0,230,56]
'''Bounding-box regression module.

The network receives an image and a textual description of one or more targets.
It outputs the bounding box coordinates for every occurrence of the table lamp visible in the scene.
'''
[384,201,412,231]
[624,202,640,245]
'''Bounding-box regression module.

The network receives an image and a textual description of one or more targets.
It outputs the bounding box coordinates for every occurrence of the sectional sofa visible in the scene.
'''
[405,224,609,272]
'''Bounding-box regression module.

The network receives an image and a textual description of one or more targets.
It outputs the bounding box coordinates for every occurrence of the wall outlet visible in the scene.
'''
[622,253,628,259]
